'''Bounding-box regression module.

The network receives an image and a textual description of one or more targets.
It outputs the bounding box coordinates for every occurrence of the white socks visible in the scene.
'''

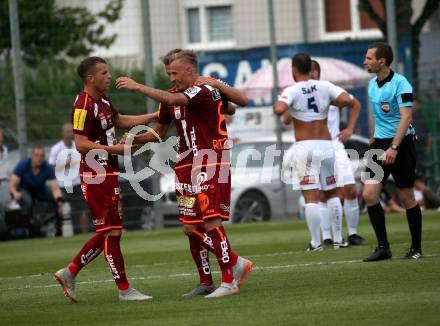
[319,202,332,240]
[344,198,360,236]
[327,197,343,243]
[305,203,321,248]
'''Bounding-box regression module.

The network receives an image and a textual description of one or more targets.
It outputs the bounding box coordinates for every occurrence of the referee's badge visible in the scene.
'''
[381,102,390,113]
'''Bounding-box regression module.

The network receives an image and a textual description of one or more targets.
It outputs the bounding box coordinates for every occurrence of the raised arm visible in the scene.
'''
[195,76,249,107]
[115,77,189,107]
[131,123,170,144]
[115,111,158,129]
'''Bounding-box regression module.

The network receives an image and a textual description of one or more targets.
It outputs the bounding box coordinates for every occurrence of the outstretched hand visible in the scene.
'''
[116,77,141,91]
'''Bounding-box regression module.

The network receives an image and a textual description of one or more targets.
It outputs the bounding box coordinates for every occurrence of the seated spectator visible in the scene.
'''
[9,145,63,235]
[414,173,440,210]
[380,187,405,214]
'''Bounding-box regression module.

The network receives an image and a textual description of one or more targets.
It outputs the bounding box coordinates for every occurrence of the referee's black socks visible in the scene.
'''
[367,203,389,248]
[406,205,422,251]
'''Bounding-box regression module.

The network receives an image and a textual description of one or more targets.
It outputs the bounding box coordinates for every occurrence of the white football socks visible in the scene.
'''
[305,203,321,248]
[319,202,332,240]
[327,197,343,243]
[344,198,360,236]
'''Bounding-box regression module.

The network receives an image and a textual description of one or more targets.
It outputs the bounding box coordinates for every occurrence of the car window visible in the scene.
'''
[231,141,293,168]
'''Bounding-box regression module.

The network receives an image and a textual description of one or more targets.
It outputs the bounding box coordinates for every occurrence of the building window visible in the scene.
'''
[208,6,233,41]
[321,0,383,39]
[187,8,201,43]
[325,0,351,32]
[184,3,234,50]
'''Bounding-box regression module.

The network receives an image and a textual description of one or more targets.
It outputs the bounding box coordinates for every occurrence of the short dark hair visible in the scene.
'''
[292,53,312,74]
[368,42,394,66]
[162,48,183,65]
[77,56,107,80]
[311,59,321,77]
[31,145,45,154]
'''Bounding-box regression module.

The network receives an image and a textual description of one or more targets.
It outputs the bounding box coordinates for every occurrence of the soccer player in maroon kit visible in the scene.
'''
[116,50,254,298]
[53,57,157,302]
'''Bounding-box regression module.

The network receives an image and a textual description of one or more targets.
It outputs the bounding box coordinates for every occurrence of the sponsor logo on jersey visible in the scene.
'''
[211,88,221,101]
[99,113,108,129]
[176,182,209,194]
[220,204,230,212]
[196,172,208,185]
[94,103,99,117]
[174,107,181,119]
[177,195,196,208]
[381,102,390,113]
[300,175,316,185]
[93,218,105,226]
[184,86,202,99]
[212,137,232,150]
[190,127,199,156]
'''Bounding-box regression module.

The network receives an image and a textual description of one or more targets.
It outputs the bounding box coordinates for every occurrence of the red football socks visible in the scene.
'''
[205,226,238,284]
[188,231,213,286]
[68,233,105,277]
[104,235,129,291]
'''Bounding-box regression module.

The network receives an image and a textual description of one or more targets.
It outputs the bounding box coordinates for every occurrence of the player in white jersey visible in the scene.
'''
[310,60,366,248]
[274,53,360,251]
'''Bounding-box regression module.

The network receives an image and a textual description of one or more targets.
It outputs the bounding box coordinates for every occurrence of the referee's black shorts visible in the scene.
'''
[364,135,416,188]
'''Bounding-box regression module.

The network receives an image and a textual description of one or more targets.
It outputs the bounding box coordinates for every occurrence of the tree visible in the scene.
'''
[0,0,123,66]
[359,0,440,94]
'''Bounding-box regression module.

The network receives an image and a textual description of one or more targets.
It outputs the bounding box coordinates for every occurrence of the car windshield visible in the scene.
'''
[231,141,293,168]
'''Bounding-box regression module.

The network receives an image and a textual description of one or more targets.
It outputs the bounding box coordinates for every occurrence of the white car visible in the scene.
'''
[155,133,370,226]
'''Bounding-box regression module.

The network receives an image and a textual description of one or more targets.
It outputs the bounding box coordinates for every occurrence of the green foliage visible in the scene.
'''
[0,0,123,66]
[0,60,171,144]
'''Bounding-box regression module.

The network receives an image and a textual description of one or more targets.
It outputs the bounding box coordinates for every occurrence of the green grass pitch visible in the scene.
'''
[0,212,439,326]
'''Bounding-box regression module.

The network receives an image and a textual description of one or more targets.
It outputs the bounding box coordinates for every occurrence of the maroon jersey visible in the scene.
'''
[158,85,230,169]
[72,91,119,177]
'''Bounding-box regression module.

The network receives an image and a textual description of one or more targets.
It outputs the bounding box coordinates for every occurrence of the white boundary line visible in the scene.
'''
[0,254,437,292]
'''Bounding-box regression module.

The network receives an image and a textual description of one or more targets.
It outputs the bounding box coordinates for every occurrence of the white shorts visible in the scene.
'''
[290,140,338,191]
[333,140,355,187]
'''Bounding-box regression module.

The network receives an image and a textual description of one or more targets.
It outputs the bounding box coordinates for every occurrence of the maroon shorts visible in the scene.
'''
[175,164,231,225]
[80,175,122,232]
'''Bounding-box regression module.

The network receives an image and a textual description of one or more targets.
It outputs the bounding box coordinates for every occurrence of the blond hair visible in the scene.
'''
[163,49,198,68]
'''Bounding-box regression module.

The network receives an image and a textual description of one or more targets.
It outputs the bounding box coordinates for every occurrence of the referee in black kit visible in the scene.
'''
[362,42,422,262]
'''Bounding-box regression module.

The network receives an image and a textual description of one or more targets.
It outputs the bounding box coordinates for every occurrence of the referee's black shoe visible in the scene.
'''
[363,246,392,262]
[401,248,423,260]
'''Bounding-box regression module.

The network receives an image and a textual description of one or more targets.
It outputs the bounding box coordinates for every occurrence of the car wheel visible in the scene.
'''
[233,191,270,223]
